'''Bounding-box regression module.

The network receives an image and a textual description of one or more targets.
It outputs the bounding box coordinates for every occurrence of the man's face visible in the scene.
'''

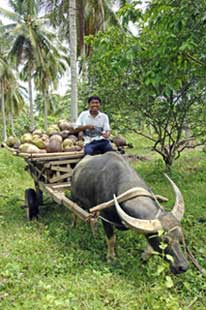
[89,99,101,113]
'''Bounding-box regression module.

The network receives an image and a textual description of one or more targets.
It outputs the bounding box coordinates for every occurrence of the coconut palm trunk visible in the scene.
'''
[43,88,48,131]
[1,83,7,141]
[69,0,78,122]
[8,111,15,136]
[28,72,35,131]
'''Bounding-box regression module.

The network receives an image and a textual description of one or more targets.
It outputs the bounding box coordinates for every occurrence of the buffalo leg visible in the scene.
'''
[71,213,78,228]
[102,221,116,262]
[141,244,153,261]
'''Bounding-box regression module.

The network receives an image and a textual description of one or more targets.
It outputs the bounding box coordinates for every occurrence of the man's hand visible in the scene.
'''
[101,131,110,139]
[85,124,95,130]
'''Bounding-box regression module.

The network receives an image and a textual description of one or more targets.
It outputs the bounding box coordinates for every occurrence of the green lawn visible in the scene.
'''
[0,143,206,310]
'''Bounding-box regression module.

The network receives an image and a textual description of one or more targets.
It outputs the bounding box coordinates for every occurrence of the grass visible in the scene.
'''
[0,140,206,309]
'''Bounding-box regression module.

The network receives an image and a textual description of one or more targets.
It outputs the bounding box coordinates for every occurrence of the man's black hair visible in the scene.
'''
[88,96,102,104]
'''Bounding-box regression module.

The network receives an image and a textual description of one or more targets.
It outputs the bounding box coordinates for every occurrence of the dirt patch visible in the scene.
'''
[123,154,150,162]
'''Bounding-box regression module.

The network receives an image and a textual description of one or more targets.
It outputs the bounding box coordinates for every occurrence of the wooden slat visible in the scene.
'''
[50,166,73,173]
[49,172,72,184]
[44,158,81,167]
[20,151,84,159]
[44,185,90,221]
[50,183,71,190]
[2,144,84,160]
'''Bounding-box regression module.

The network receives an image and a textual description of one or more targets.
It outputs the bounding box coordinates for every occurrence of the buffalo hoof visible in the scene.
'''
[141,244,153,262]
[107,255,116,263]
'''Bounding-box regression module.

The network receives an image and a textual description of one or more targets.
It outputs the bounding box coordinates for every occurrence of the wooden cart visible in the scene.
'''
[2,144,163,231]
[3,144,100,228]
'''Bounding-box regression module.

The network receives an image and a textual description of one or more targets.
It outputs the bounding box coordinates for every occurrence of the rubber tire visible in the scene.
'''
[25,188,39,220]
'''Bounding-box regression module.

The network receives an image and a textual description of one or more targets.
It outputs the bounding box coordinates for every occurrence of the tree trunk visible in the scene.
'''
[28,73,35,131]
[1,84,7,142]
[69,0,78,122]
[8,111,15,136]
[43,88,48,131]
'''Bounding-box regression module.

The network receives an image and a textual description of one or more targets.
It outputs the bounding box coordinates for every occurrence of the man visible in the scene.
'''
[75,96,113,155]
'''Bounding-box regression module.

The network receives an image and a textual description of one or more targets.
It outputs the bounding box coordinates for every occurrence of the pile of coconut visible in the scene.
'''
[6,120,84,154]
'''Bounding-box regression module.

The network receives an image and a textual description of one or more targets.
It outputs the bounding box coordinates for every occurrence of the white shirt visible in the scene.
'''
[75,110,111,144]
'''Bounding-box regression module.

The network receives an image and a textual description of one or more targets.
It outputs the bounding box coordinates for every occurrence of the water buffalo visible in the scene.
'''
[71,152,188,274]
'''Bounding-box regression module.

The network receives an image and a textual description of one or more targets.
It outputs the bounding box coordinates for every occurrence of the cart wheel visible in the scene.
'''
[25,188,39,220]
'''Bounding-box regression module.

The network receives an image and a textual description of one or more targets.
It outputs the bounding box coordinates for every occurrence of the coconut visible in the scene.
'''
[49,134,63,143]
[112,135,127,147]
[46,138,62,153]
[68,134,78,143]
[13,141,21,149]
[31,136,47,149]
[64,145,82,152]
[75,140,84,148]
[41,134,49,141]
[47,125,60,136]
[6,136,20,147]
[19,143,45,153]
[62,138,74,150]
[58,119,75,131]
[60,130,70,139]
[20,133,33,144]
[32,129,42,136]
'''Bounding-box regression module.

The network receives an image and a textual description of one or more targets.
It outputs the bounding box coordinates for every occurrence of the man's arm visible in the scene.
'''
[74,112,95,133]
[74,124,95,133]
[101,114,111,139]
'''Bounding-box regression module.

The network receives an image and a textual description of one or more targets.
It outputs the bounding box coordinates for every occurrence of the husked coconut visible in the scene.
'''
[112,135,133,149]
[64,145,82,152]
[49,134,63,143]
[58,119,75,131]
[19,143,46,153]
[46,137,62,153]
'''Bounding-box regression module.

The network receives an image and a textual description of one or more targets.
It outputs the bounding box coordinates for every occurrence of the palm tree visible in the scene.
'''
[69,0,78,121]
[34,47,67,130]
[0,52,25,141]
[40,0,119,121]
[0,0,64,130]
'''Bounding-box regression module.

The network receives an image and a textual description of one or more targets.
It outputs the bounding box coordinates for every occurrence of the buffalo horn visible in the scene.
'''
[164,174,185,221]
[114,194,162,234]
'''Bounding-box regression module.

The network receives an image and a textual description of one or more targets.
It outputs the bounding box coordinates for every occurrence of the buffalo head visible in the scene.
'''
[114,174,188,274]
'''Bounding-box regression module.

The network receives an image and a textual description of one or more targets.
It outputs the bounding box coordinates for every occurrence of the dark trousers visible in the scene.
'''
[84,139,113,155]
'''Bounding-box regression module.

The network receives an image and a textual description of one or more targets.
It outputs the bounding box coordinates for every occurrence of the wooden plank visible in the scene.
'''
[44,185,90,221]
[50,183,71,190]
[50,166,73,173]
[23,151,84,158]
[49,172,72,184]
[44,158,81,167]
[22,153,84,161]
